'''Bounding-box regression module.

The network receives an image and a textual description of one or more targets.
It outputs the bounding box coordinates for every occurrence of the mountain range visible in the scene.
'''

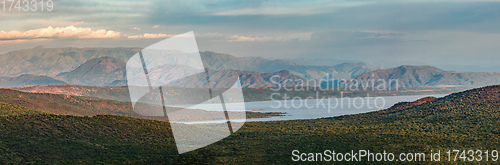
[352,65,500,88]
[0,46,140,77]
[0,47,381,87]
[0,74,67,88]
[199,51,382,79]
[57,57,126,86]
[1,46,500,89]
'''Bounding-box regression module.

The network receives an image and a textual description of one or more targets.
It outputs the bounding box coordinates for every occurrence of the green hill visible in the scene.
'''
[1,85,500,163]
[0,88,132,116]
[0,74,67,88]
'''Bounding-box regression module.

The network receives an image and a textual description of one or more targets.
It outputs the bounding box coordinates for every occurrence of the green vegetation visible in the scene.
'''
[0,89,286,120]
[15,84,455,103]
[242,87,454,102]
[0,85,500,164]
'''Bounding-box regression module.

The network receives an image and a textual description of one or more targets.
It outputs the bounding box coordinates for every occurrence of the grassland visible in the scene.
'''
[0,85,500,164]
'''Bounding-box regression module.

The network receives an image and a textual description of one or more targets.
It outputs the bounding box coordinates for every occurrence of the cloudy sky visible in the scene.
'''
[1,0,500,71]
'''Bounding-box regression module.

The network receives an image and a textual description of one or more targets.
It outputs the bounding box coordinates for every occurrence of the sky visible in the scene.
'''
[1,0,500,71]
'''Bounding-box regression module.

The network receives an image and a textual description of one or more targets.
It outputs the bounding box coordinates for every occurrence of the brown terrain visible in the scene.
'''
[0,88,285,121]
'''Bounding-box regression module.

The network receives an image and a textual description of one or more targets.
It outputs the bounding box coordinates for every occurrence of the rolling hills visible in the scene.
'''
[199,51,381,79]
[1,83,500,163]
[110,69,307,88]
[352,65,500,88]
[3,46,500,90]
[14,84,131,102]
[57,57,126,86]
[0,46,141,77]
[0,47,380,82]
[0,88,285,121]
[0,74,67,88]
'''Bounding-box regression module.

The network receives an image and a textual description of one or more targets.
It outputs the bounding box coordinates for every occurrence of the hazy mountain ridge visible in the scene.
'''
[0,47,379,80]
[0,46,141,77]
[57,57,126,86]
[109,69,305,88]
[200,51,381,79]
[283,57,362,66]
[0,47,381,87]
[170,69,306,88]
[3,47,499,89]
[353,65,500,88]
[0,74,67,88]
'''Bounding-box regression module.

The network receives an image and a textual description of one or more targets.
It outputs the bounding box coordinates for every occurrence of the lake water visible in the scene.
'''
[181,94,448,124]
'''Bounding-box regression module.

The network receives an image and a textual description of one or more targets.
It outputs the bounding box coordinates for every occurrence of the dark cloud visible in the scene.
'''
[2,0,500,71]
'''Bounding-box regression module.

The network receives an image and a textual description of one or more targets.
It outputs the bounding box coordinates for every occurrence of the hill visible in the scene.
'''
[0,88,131,116]
[140,69,307,88]
[1,84,500,163]
[0,46,141,77]
[57,57,126,86]
[0,88,284,120]
[14,84,454,103]
[14,84,131,102]
[0,74,67,88]
[352,65,500,88]
[0,47,380,82]
[200,51,381,79]
[72,63,305,87]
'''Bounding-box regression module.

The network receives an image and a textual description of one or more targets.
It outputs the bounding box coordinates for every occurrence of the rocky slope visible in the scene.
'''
[0,74,67,88]
[352,65,500,88]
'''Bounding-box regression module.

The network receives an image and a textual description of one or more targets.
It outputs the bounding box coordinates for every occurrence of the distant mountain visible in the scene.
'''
[0,46,141,77]
[172,69,306,88]
[57,57,126,86]
[4,47,500,89]
[109,69,306,88]
[283,58,361,66]
[0,47,380,80]
[200,51,381,79]
[0,74,67,88]
[352,65,500,88]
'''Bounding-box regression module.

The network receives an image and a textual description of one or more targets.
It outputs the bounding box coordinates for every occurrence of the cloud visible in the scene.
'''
[130,27,141,31]
[153,25,160,28]
[70,21,85,26]
[0,26,122,40]
[127,33,172,39]
[211,1,372,16]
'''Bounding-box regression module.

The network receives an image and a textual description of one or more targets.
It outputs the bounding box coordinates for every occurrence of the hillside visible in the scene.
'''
[0,46,141,77]
[1,84,500,163]
[0,47,379,82]
[0,74,67,88]
[109,69,305,88]
[0,89,284,120]
[353,65,500,88]
[200,51,381,79]
[14,84,130,102]
[57,57,126,86]
[14,84,454,104]
[0,88,131,116]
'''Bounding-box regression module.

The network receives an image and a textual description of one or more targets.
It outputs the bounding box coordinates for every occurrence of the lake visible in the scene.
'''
[181,94,449,124]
